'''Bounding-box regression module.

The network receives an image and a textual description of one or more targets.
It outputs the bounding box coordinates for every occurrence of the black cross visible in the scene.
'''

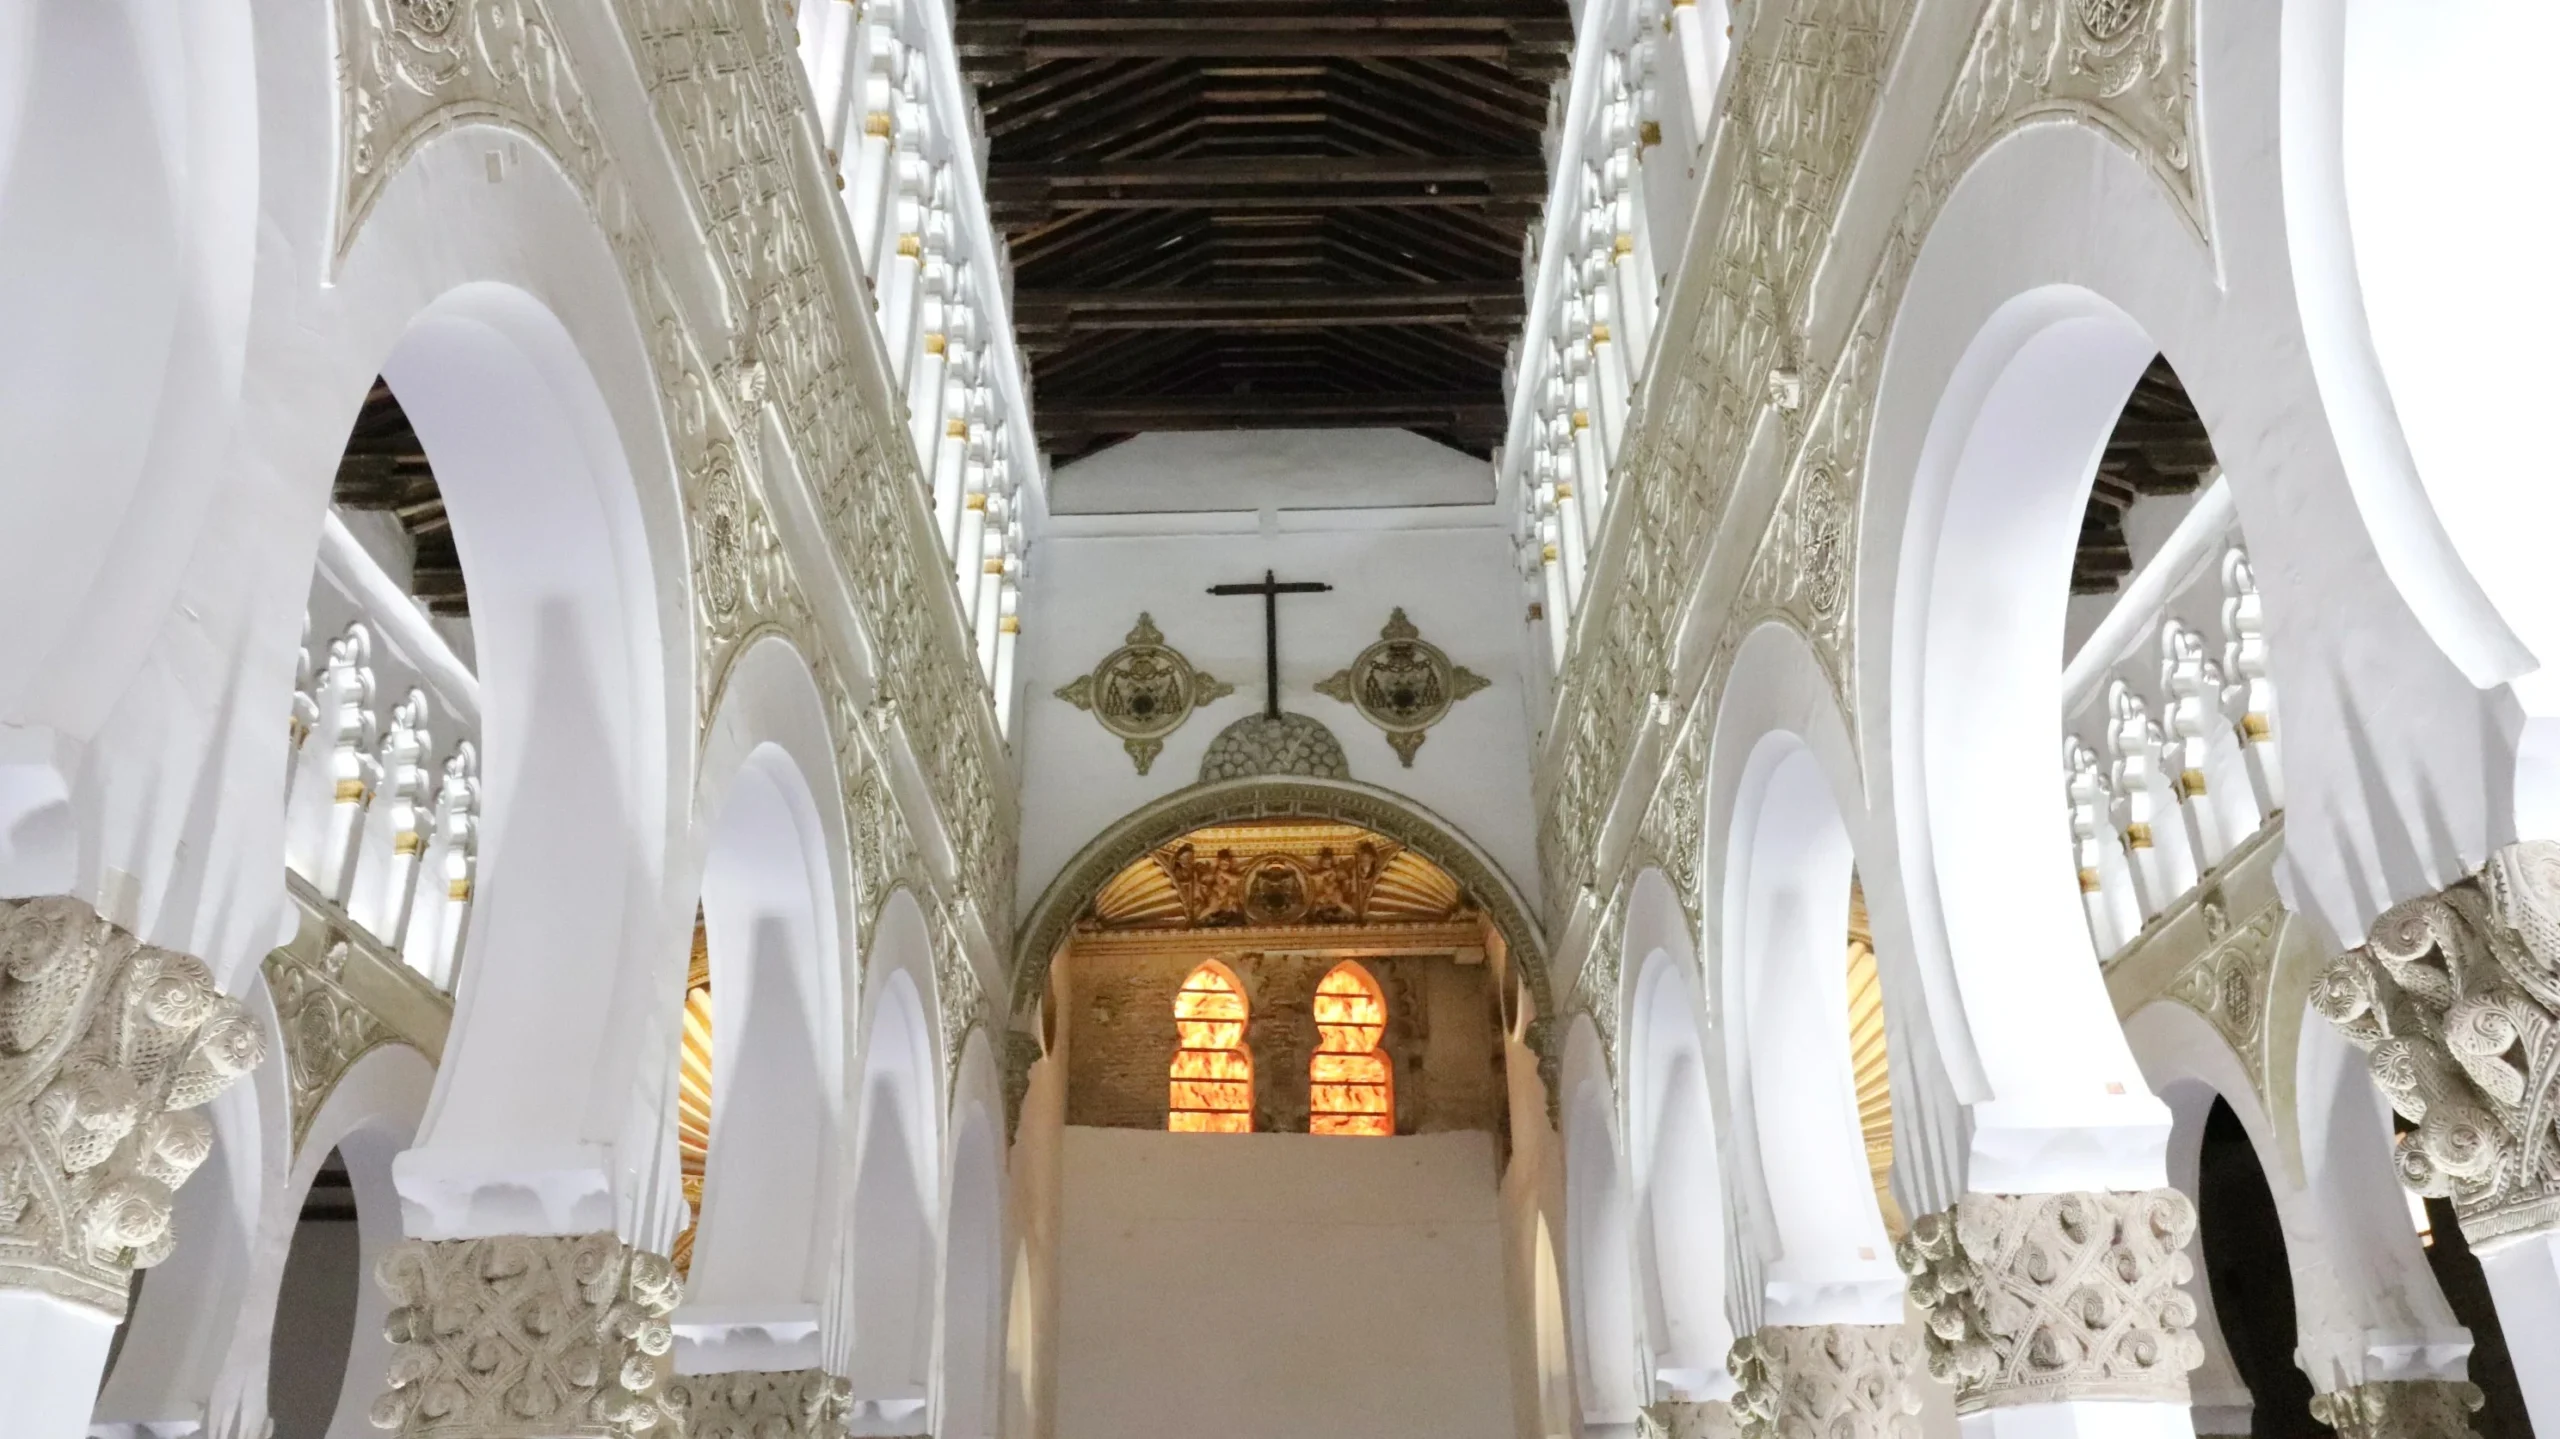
[1208,568,1333,719]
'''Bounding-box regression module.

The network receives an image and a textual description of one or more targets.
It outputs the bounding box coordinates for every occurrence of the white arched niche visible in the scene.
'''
[1720,731,1901,1326]
[678,717,847,1375]
[379,277,685,1239]
[937,1036,1007,1439]
[100,1041,434,1439]
[1892,285,2171,1193]
[1621,870,1734,1401]
[1561,1017,1642,1435]
[840,897,944,1435]
[2275,2,2556,722]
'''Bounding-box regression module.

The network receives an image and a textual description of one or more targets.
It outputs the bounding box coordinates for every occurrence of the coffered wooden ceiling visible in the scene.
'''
[959,0,1570,463]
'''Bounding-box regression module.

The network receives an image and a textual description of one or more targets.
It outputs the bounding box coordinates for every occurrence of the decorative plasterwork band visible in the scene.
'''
[1535,0,2205,935]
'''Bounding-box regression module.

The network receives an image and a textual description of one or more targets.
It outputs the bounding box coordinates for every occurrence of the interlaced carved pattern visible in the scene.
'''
[373,1232,682,1436]
[665,1367,850,1438]
[2314,839,2560,1244]
[0,896,265,1317]
[1896,1189,2202,1411]
[1728,1324,1923,1439]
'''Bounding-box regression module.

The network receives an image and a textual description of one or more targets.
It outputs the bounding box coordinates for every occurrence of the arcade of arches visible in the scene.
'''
[4,3,2556,1439]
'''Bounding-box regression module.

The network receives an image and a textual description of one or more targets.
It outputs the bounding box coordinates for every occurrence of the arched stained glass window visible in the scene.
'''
[1310,962,1392,1136]
[1169,962,1252,1132]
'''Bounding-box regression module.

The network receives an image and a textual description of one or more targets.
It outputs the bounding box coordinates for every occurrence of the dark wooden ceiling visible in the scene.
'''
[335,379,469,617]
[2075,355,2218,595]
[959,0,1570,464]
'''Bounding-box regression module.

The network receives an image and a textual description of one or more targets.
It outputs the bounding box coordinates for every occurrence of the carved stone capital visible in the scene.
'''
[1639,1398,1742,1439]
[2308,1379,2486,1439]
[2314,839,2560,1244]
[1895,1190,2202,1412]
[0,895,265,1316]
[665,1367,849,1438]
[372,1232,682,1437]
[1727,1324,1921,1439]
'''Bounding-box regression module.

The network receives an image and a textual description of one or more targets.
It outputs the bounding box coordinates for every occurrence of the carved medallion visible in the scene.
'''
[1316,609,1491,766]
[2077,0,2144,42]
[1055,613,1234,774]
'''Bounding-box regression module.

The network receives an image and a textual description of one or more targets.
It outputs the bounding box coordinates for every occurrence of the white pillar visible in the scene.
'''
[0,1293,116,1439]
[2475,1230,2560,1430]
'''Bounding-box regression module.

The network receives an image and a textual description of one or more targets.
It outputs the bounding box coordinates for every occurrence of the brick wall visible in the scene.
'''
[1065,947,1505,1135]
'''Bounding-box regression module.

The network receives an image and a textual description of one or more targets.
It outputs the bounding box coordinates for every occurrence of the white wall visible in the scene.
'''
[1053,1127,1517,1439]
[1048,430,1494,514]
[1018,491,1541,913]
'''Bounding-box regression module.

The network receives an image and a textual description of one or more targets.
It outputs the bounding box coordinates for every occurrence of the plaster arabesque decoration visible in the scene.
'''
[1055,613,1236,775]
[1317,608,1491,766]
[0,895,266,1317]
[2313,838,2560,1245]
[338,0,1020,949]
[1535,0,2201,930]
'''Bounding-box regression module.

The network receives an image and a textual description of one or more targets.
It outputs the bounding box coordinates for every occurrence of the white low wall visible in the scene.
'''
[1054,1126,1518,1439]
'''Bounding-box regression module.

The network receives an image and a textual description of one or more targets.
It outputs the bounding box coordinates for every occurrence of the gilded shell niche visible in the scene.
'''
[1317,609,1491,767]
[1055,613,1234,775]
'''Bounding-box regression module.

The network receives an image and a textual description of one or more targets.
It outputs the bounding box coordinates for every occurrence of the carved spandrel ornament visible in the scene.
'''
[372,1232,682,1437]
[1896,1189,2203,1412]
[0,896,265,1316]
[1315,608,1491,766]
[1055,613,1235,775]
[2313,839,2560,1245]
[266,938,396,1153]
[2163,890,2279,1084]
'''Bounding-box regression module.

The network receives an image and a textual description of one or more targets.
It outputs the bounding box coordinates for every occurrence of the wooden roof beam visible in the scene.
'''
[1038,391,1507,436]
[989,156,1547,222]
[1015,283,1524,335]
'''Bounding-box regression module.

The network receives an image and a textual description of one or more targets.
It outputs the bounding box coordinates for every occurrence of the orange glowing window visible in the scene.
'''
[1310,962,1392,1136]
[1170,962,1253,1133]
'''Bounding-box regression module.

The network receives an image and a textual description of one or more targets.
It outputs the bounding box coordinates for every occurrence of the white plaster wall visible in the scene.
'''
[1053,1127,1517,1439]
[1017,499,1541,914]
[1047,430,1494,514]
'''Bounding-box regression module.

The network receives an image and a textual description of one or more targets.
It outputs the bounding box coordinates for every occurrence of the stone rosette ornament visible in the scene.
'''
[0,895,266,1316]
[1055,613,1234,775]
[1316,608,1490,766]
[2313,838,2560,1245]
[1895,1188,2203,1412]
